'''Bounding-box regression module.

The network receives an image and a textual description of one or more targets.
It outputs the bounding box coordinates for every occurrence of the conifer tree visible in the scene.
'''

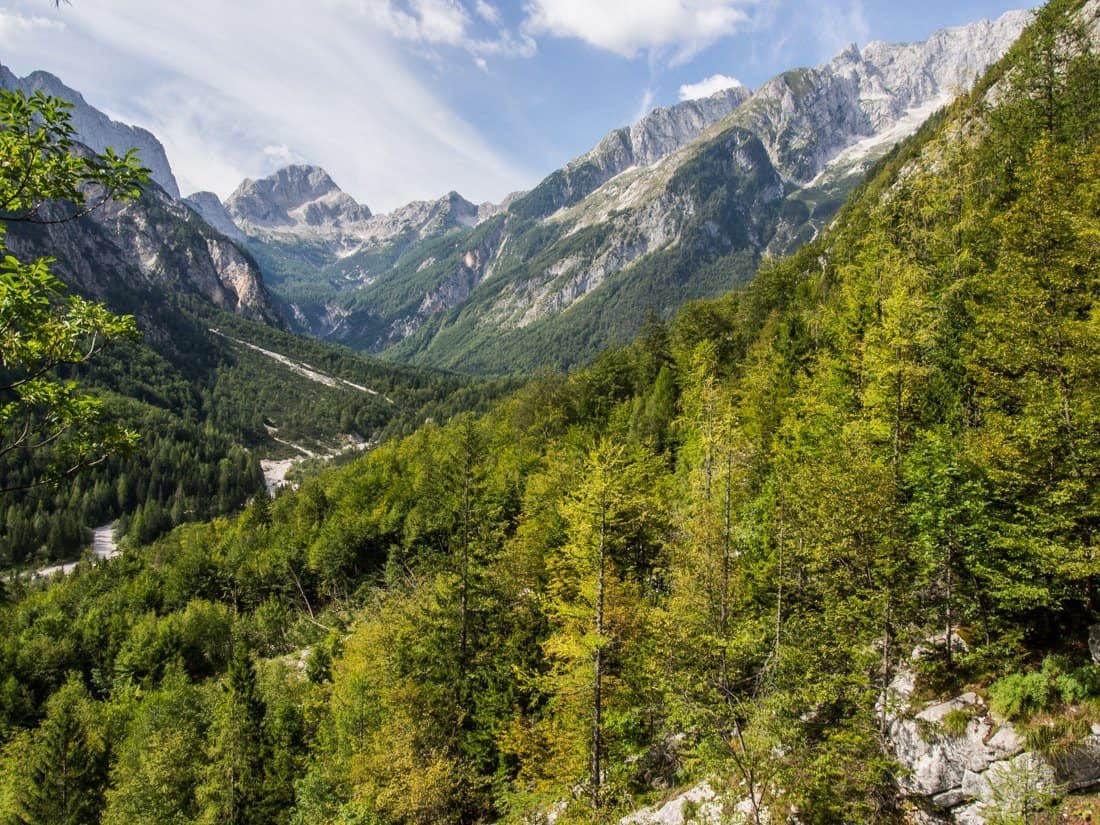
[9,677,105,825]
[197,644,272,825]
[540,438,664,815]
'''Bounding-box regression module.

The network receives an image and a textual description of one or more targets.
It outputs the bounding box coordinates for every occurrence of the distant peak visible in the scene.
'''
[185,190,223,206]
[271,164,339,192]
[226,164,372,230]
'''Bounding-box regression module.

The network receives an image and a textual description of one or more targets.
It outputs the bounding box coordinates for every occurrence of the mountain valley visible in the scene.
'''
[185,9,1030,373]
[1,2,1098,823]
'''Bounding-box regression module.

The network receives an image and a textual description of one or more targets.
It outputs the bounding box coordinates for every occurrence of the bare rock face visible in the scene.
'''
[358,190,478,249]
[620,782,725,825]
[732,8,1031,184]
[4,172,282,327]
[510,85,754,223]
[887,688,1025,807]
[0,64,181,199]
[185,191,246,241]
[885,667,1100,822]
[226,164,372,233]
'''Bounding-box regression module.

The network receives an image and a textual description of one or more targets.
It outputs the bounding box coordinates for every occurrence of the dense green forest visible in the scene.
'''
[0,278,513,567]
[0,1,1097,822]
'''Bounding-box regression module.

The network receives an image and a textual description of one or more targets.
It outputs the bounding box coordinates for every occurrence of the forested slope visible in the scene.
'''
[0,287,511,568]
[0,1,1096,822]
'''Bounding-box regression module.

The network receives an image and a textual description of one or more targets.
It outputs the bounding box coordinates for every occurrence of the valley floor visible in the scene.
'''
[31,523,118,579]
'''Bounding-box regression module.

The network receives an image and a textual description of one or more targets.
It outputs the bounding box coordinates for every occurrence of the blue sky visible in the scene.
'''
[0,0,1031,211]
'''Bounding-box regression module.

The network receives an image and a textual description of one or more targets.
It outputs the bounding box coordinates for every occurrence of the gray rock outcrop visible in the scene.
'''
[4,166,282,326]
[885,670,1100,822]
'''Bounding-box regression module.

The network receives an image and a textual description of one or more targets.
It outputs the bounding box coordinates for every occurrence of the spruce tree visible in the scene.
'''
[11,677,104,825]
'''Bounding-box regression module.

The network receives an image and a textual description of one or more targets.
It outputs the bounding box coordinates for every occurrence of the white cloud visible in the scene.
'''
[0,8,63,41]
[474,0,501,25]
[678,73,744,100]
[0,0,532,211]
[523,0,755,63]
[633,87,655,122]
[474,56,489,72]
[261,143,307,169]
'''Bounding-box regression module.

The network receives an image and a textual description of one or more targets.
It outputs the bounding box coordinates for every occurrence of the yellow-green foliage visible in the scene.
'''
[0,2,1097,824]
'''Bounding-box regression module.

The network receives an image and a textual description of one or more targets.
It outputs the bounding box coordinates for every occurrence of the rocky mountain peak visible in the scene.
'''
[729,7,1030,184]
[627,85,753,168]
[349,189,479,252]
[226,164,372,231]
[511,83,754,222]
[0,63,182,200]
[848,8,1032,130]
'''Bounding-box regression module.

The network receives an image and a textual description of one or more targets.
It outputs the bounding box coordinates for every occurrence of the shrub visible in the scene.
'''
[989,657,1100,721]
[941,707,975,738]
[990,671,1053,720]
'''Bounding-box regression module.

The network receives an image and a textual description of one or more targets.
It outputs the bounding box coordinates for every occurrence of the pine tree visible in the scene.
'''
[10,677,105,825]
[197,644,272,825]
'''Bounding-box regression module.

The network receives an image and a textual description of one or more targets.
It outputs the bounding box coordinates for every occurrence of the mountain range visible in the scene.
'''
[3,0,1098,820]
[183,8,1030,372]
[1,7,1030,377]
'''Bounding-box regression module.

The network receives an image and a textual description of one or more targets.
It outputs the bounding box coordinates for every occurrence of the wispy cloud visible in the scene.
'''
[367,0,471,47]
[0,8,64,40]
[474,0,501,25]
[814,0,871,55]
[0,0,534,211]
[633,87,656,122]
[355,0,534,59]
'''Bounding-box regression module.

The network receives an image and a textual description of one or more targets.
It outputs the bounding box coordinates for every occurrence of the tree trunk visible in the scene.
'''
[591,500,607,809]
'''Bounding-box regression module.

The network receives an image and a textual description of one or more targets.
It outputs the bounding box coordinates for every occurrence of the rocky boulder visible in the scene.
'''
[886,670,1100,822]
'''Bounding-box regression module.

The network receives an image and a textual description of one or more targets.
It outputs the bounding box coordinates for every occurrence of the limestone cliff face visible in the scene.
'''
[0,64,181,200]
[731,9,1031,184]
[5,173,282,329]
[508,84,754,222]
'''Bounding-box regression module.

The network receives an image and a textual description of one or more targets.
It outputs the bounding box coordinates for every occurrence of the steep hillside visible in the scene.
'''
[0,105,508,569]
[0,2,1094,824]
